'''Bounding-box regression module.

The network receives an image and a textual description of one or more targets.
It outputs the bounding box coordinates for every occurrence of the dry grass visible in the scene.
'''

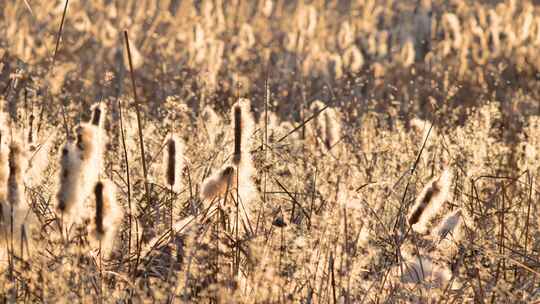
[1,0,540,302]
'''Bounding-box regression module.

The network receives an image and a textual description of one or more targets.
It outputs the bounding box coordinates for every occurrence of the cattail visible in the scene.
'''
[518,4,534,43]
[309,100,326,141]
[239,23,255,49]
[56,143,83,216]
[90,102,106,129]
[233,105,242,164]
[328,54,343,79]
[433,208,462,241]
[92,180,122,256]
[309,101,341,151]
[231,99,255,166]
[262,0,273,17]
[442,13,462,54]
[76,123,100,162]
[75,123,103,198]
[162,133,184,193]
[338,21,354,50]
[27,114,34,144]
[323,108,341,151]
[408,169,453,233]
[342,45,364,73]
[200,165,236,201]
[8,141,28,208]
[94,182,105,236]
[399,39,416,68]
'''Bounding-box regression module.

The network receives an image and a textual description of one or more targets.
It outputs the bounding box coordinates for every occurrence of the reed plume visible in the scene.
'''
[408,169,453,233]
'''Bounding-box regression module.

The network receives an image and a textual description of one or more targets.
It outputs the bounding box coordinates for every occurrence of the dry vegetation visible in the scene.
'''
[1,0,540,302]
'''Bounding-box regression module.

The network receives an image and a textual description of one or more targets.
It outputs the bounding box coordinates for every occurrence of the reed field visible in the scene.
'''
[2,0,540,302]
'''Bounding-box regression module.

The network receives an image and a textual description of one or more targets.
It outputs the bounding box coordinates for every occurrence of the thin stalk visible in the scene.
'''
[123,31,151,211]
[117,97,134,275]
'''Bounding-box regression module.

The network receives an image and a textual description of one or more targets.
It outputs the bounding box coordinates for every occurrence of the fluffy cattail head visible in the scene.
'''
[408,169,453,233]
[56,143,82,215]
[92,180,122,244]
[75,123,99,161]
[8,141,26,178]
[323,108,341,151]
[200,165,236,201]
[8,140,28,208]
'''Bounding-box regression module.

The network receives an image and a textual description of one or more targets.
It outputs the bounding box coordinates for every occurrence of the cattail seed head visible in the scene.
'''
[233,105,242,165]
[8,141,28,208]
[90,102,106,128]
[231,99,255,166]
[27,114,34,144]
[408,169,453,233]
[76,123,99,162]
[200,165,236,201]
[323,108,341,151]
[162,133,184,193]
[75,122,104,205]
[94,181,105,236]
[92,179,122,256]
[56,143,82,216]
